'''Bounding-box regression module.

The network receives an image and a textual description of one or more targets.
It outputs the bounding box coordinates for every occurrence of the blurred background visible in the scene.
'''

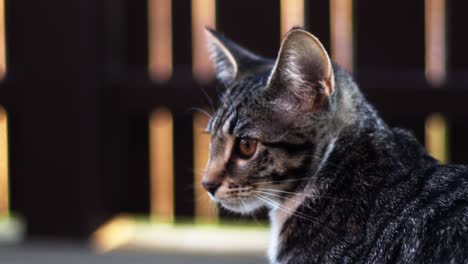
[0,0,467,263]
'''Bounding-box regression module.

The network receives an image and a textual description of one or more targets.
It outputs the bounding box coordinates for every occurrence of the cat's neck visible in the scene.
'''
[303,65,387,179]
[268,64,392,208]
[333,64,387,132]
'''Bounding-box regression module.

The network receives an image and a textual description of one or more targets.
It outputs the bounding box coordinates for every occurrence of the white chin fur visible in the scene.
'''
[220,198,265,214]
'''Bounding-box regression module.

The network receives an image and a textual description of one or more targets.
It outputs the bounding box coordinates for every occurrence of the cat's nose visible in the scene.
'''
[202,180,221,196]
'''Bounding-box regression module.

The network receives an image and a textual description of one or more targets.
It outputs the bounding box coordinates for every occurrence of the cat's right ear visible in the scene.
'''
[267,29,334,112]
[205,28,265,86]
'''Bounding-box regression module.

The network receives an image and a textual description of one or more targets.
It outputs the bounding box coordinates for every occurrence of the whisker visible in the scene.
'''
[251,177,313,185]
[188,107,213,119]
[256,188,356,204]
[254,193,279,209]
[255,194,320,225]
[240,199,249,215]
[252,190,312,208]
[256,194,316,222]
[198,86,215,113]
[241,198,263,225]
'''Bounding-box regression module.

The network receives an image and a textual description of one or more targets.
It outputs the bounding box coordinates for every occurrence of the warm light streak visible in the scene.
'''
[92,215,268,255]
[425,0,446,86]
[0,0,5,79]
[91,215,135,253]
[148,0,172,81]
[192,0,216,83]
[149,108,174,222]
[0,106,9,216]
[425,113,449,163]
[193,112,218,222]
[330,0,354,72]
[425,1,448,163]
[280,0,305,37]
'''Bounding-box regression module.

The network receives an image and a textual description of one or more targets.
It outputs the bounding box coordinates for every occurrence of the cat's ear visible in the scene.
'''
[205,28,268,86]
[267,29,334,111]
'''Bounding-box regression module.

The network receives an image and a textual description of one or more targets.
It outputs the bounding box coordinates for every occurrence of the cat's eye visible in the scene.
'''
[237,137,258,159]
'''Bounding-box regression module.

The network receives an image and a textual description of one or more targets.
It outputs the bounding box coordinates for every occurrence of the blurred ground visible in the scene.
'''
[0,241,267,264]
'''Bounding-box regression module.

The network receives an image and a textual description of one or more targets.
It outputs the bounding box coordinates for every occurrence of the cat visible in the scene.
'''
[201,27,468,264]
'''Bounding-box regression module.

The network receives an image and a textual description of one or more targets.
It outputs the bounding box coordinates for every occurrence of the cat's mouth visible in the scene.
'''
[207,182,274,214]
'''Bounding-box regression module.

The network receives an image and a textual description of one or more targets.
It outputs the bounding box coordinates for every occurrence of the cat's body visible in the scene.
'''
[269,112,468,263]
[202,28,468,263]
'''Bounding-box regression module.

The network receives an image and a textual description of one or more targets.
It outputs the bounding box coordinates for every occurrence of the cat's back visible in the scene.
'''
[366,128,468,263]
[416,163,468,255]
[381,163,468,263]
[308,127,468,263]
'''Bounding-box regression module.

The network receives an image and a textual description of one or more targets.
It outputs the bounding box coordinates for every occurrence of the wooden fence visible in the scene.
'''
[0,0,467,238]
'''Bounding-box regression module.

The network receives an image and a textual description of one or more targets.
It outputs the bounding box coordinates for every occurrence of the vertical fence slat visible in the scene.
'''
[149,108,174,222]
[425,0,446,86]
[0,106,8,216]
[192,0,216,83]
[425,113,448,163]
[0,0,6,79]
[148,0,172,81]
[330,0,354,72]
[280,0,305,37]
[424,0,449,163]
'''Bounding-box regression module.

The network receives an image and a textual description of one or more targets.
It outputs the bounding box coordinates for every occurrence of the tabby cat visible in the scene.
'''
[201,28,468,264]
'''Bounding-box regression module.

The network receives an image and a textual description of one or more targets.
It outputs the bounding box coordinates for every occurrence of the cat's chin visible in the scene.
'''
[219,199,265,215]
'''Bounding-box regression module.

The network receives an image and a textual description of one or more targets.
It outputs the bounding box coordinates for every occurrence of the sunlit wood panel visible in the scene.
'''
[426,113,449,163]
[192,0,216,83]
[0,106,9,216]
[425,0,446,86]
[148,0,172,81]
[330,0,354,72]
[149,108,174,222]
[280,0,304,37]
[193,112,218,222]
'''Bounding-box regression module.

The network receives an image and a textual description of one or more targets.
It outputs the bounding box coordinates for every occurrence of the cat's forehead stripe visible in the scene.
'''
[211,77,266,136]
[213,95,240,134]
[214,105,235,133]
[222,113,234,133]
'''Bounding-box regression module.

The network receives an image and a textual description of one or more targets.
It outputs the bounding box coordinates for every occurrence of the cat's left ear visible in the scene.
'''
[267,29,334,111]
[205,28,269,86]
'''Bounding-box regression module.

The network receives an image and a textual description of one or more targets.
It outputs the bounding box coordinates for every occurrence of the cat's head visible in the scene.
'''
[202,28,338,213]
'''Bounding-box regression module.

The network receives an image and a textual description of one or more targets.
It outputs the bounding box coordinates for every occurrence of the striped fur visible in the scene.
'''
[203,28,468,263]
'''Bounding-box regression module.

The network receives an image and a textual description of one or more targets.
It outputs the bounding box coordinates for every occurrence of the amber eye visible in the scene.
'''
[237,137,258,159]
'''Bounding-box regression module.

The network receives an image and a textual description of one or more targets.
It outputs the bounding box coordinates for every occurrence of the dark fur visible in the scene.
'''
[204,29,468,264]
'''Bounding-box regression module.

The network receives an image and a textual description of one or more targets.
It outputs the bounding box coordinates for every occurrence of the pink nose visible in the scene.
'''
[202,180,221,195]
